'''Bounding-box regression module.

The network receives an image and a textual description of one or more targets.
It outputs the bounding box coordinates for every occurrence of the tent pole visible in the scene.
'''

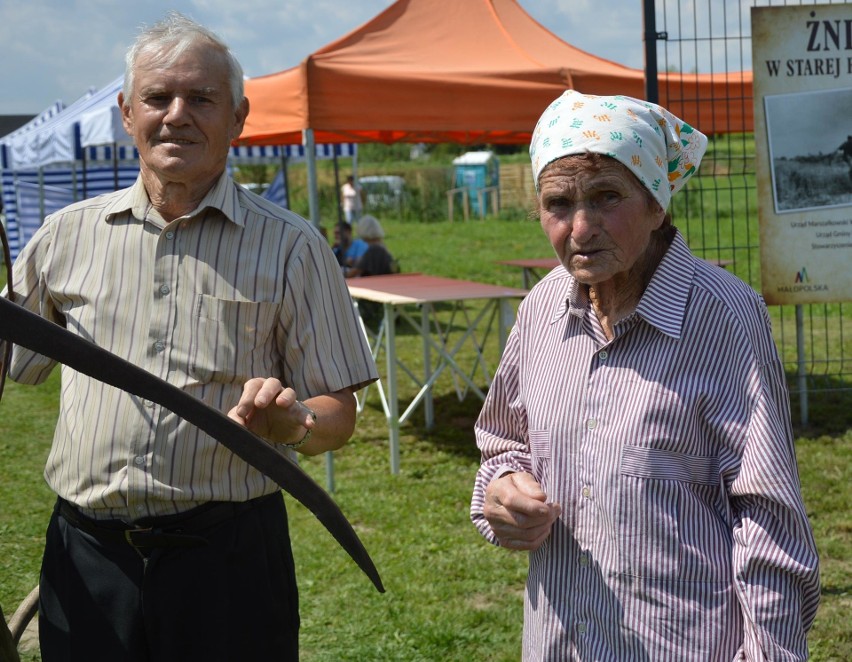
[280,154,290,210]
[332,148,342,224]
[303,129,321,229]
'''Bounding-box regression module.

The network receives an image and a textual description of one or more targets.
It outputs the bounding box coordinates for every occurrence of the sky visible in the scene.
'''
[0,0,753,117]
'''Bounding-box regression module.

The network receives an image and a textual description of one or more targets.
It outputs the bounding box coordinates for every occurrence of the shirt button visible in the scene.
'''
[134,456,144,465]
[582,486,591,499]
[599,350,608,361]
[165,231,175,240]
[579,554,589,567]
[154,341,165,352]
[586,418,597,430]
[577,623,587,635]
[159,284,171,295]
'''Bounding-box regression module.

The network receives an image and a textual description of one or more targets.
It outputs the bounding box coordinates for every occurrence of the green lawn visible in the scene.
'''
[1,217,849,660]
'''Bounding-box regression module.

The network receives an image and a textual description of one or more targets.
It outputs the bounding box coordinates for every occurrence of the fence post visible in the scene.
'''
[796,305,809,426]
[642,0,663,103]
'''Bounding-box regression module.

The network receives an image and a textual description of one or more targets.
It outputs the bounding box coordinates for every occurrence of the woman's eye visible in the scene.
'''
[592,191,621,207]
[546,197,572,211]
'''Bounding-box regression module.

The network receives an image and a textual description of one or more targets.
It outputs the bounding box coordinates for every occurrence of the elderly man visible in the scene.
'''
[471,91,820,660]
[7,12,376,661]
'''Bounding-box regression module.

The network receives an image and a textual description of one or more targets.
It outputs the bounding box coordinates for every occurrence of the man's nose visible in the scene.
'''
[164,97,190,123]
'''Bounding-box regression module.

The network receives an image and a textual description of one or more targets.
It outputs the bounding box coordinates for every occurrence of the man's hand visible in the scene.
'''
[484,472,561,551]
[228,377,315,445]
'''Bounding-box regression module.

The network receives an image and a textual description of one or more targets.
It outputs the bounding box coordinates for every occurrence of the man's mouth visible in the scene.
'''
[158,137,195,145]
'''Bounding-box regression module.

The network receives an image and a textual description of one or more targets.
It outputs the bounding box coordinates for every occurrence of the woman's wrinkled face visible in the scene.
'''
[537,156,665,287]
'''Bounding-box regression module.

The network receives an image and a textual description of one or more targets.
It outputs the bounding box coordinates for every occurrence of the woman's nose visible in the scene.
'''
[570,207,598,241]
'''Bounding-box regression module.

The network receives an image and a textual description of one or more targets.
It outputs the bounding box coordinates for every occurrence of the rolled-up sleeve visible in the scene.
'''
[470,326,534,544]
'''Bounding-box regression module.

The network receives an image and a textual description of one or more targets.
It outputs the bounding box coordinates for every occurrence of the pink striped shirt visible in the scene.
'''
[471,232,820,660]
[9,173,377,519]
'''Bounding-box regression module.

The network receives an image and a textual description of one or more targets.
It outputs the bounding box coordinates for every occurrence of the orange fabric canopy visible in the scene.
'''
[237,0,752,146]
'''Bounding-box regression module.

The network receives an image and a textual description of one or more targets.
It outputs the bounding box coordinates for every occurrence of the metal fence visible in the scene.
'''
[647,0,851,423]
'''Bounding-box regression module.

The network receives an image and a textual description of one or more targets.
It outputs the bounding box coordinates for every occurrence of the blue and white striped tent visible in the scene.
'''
[1,77,355,260]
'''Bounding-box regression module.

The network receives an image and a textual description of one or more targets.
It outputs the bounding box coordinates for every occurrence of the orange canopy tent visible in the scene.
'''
[237,0,753,148]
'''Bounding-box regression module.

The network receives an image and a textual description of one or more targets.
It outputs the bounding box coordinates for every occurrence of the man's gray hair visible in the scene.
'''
[122,11,245,108]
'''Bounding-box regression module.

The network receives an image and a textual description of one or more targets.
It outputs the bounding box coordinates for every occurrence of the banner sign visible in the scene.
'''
[752,3,852,304]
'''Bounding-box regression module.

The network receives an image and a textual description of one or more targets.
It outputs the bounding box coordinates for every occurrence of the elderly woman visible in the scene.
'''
[470,91,819,660]
[345,214,398,278]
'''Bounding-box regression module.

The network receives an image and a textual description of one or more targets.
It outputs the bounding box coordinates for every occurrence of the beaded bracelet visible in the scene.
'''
[283,404,317,450]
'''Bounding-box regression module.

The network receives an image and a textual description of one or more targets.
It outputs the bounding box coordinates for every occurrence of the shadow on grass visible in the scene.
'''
[789,375,852,438]
[359,390,483,462]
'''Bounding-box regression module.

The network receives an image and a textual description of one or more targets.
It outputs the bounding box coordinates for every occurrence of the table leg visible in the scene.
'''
[499,299,512,352]
[422,303,434,430]
[384,302,401,474]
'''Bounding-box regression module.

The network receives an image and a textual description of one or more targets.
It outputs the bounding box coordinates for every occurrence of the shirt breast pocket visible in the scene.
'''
[617,445,720,581]
[189,295,280,385]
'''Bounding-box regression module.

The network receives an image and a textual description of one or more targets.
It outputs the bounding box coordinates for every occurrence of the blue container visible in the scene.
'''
[452,151,499,216]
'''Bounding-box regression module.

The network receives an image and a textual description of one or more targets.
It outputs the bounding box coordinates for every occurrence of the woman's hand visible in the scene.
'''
[484,472,561,551]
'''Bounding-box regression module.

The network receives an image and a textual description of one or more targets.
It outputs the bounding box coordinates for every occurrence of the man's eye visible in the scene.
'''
[144,95,171,105]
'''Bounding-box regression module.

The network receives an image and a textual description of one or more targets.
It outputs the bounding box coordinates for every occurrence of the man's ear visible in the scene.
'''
[232,97,249,140]
[117,92,133,135]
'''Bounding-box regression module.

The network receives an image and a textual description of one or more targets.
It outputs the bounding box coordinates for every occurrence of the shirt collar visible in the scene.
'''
[634,231,694,339]
[106,171,243,228]
[558,230,695,339]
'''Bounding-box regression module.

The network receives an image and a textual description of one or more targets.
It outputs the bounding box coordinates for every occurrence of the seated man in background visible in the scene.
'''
[333,220,368,271]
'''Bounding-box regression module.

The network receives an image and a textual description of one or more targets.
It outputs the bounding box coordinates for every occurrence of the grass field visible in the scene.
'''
[1,217,850,660]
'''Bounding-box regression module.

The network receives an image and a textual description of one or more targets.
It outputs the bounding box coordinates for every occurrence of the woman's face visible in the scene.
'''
[538,156,665,288]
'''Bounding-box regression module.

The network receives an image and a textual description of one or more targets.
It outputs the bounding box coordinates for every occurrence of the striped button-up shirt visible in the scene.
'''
[9,173,377,520]
[471,232,820,660]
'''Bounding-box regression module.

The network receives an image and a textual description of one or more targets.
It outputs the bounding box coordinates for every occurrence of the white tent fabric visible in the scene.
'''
[2,76,124,170]
[81,103,132,148]
[2,100,68,145]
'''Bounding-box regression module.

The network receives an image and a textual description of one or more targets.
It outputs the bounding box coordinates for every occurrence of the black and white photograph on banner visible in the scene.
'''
[764,87,852,213]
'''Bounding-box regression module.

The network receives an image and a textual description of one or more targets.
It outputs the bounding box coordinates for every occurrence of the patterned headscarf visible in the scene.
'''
[529,90,708,210]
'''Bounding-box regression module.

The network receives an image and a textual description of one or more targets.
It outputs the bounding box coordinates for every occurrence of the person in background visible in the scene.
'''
[345,215,398,331]
[332,220,368,270]
[345,215,398,278]
[341,174,364,224]
[470,90,820,660]
[6,12,377,661]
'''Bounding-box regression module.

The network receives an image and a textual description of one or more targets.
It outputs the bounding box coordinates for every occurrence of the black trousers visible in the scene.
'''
[39,492,299,662]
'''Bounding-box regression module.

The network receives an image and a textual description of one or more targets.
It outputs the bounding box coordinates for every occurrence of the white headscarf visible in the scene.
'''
[529,90,708,210]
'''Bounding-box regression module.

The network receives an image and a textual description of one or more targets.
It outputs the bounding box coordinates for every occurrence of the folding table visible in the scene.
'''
[347,273,527,474]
